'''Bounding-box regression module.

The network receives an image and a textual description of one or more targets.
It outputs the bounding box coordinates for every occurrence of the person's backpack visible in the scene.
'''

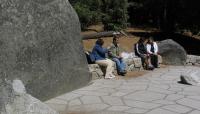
[85,51,95,64]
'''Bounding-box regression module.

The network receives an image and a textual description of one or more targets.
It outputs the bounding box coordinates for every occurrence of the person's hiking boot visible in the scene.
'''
[147,65,154,70]
[118,71,127,76]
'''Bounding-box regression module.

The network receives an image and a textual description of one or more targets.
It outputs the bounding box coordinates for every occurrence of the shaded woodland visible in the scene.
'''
[69,0,200,35]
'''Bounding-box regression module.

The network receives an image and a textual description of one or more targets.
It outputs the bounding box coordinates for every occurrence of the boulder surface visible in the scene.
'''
[158,39,187,65]
[0,0,91,101]
[0,79,58,114]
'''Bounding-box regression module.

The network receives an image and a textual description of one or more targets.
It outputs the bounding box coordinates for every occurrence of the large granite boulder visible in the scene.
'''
[0,79,58,114]
[0,0,91,101]
[180,70,200,86]
[158,39,187,65]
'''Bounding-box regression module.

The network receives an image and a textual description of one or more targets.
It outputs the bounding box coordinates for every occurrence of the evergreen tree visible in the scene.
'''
[102,0,129,30]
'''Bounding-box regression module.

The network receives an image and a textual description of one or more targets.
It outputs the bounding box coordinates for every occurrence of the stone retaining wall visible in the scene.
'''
[186,55,200,66]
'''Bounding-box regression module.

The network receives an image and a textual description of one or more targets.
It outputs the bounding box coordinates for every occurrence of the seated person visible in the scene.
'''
[135,37,154,70]
[108,35,126,76]
[146,37,159,68]
[92,38,116,79]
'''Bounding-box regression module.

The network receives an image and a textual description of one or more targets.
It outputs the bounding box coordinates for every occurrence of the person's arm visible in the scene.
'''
[108,46,118,58]
[136,44,142,56]
[146,44,153,54]
[154,42,158,54]
[96,45,108,55]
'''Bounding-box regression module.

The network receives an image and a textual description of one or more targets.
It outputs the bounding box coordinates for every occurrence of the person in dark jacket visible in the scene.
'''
[92,38,116,79]
[135,37,154,70]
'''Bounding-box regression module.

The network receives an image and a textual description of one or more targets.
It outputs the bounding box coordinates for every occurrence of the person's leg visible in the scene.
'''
[96,59,115,78]
[112,58,122,74]
[106,59,115,77]
[154,55,159,68]
[146,55,154,70]
[150,54,158,68]
[119,59,126,72]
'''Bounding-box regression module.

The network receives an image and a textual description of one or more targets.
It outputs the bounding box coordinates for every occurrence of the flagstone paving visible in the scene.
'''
[45,66,200,114]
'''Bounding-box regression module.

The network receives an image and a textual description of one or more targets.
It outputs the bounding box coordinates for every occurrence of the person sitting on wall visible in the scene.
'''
[135,37,154,70]
[108,33,127,76]
[92,38,116,79]
[146,37,160,68]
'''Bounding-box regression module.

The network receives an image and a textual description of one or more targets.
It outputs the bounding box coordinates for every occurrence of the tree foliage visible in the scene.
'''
[70,0,200,33]
[69,0,129,30]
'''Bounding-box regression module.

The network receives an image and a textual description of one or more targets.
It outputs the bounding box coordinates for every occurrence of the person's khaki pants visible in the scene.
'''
[95,59,115,78]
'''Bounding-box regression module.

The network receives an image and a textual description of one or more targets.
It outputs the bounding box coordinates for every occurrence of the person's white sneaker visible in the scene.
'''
[110,74,116,78]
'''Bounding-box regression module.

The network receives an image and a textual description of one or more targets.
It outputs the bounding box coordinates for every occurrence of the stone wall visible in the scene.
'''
[0,0,91,101]
[186,55,200,66]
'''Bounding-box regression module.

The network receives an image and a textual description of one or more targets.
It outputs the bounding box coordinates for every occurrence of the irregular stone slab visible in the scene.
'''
[73,90,109,96]
[67,104,109,113]
[87,111,130,114]
[0,80,58,114]
[0,0,91,101]
[68,99,82,106]
[125,108,148,114]
[80,96,102,104]
[45,98,68,105]
[162,104,192,113]
[124,100,161,109]
[147,108,179,114]
[152,100,175,105]
[107,106,131,111]
[177,98,200,110]
[189,110,200,114]
[158,39,187,65]
[124,91,165,102]
[55,93,82,101]
[101,96,124,106]
[187,96,200,101]
[165,94,184,101]
[148,87,175,94]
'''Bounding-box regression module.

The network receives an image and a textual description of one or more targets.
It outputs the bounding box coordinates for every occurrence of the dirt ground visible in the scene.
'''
[81,25,143,52]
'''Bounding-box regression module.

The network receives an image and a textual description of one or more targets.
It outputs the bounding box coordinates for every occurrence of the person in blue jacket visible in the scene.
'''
[92,38,116,79]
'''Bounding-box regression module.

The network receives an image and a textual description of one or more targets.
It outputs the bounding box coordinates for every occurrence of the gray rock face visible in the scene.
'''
[180,70,200,86]
[124,57,143,71]
[158,39,187,65]
[0,79,59,114]
[0,0,91,101]
[186,55,200,66]
[88,64,104,80]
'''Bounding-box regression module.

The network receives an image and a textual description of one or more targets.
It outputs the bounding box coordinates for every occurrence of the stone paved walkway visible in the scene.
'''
[45,66,200,114]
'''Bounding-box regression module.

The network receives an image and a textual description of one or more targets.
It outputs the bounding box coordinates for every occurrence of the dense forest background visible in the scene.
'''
[69,0,200,35]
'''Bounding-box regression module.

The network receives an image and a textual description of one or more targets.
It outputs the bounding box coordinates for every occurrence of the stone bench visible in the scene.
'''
[88,57,143,80]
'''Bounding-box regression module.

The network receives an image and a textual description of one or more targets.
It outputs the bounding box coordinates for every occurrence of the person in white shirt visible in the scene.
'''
[146,37,159,68]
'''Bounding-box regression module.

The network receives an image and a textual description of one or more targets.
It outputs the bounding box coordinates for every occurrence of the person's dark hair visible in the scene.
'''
[96,38,104,46]
[113,36,119,43]
[147,37,154,44]
[138,37,146,44]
